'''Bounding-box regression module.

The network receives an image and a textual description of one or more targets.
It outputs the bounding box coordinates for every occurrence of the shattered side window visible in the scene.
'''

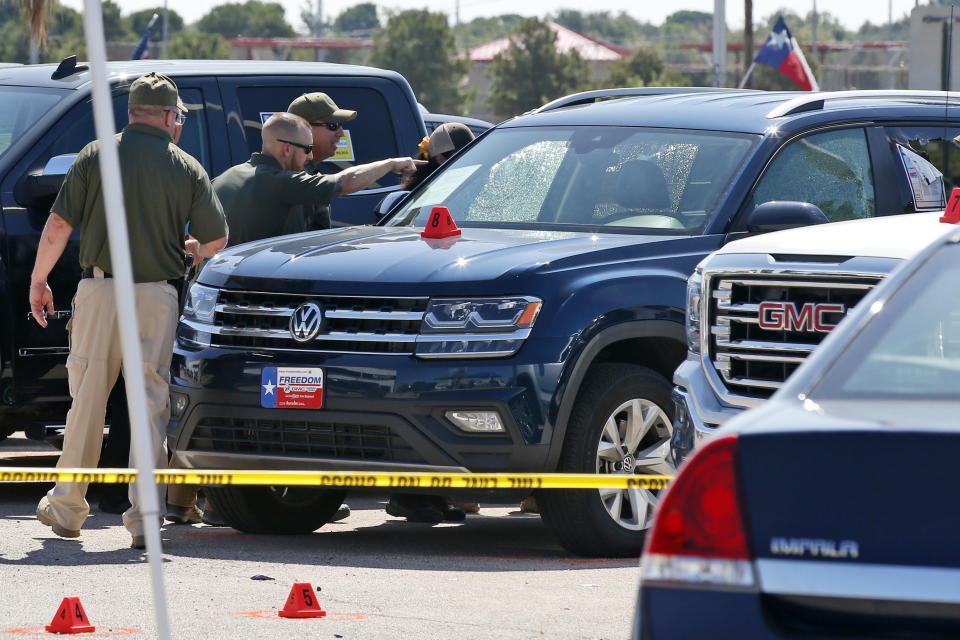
[752,128,876,222]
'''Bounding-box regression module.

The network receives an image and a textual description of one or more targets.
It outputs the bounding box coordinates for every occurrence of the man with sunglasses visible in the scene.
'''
[214,110,421,246]
[287,92,354,231]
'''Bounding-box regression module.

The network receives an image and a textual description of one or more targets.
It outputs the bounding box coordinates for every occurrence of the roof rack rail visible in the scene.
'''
[51,55,89,80]
[767,90,960,119]
[532,86,759,114]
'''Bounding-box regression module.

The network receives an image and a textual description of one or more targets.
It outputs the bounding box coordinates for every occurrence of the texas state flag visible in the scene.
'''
[754,16,819,91]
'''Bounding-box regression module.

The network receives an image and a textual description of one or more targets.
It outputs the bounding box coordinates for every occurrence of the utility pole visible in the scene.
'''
[713,0,727,87]
[743,0,753,88]
[161,0,168,59]
[316,0,323,36]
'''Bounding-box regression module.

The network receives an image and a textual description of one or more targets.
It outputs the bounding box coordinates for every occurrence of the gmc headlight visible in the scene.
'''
[182,284,218,322]
[415,296,542,358]
[685,269,702,354]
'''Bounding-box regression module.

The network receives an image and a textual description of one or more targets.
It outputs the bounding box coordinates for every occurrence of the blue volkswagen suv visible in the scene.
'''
[168,88,960,556]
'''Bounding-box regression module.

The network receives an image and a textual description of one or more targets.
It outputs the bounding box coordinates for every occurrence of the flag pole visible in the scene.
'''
[738,62,756,89]
[81,1,171,638]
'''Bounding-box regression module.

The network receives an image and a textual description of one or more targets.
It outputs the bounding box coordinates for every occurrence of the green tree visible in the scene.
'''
[486,18,590,117]
[454,14,523,50]
[0,4,85,63]
[333,3,379,34]
[99,1,131,41]
[196,1,295,39]
[369,10,471,114]
[550,10,653,47]
[606,48,658,86]
[128,8,185,42]
[167,31,233,59]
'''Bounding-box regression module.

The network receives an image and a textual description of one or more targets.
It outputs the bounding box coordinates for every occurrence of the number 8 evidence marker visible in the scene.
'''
[421,206,461,239]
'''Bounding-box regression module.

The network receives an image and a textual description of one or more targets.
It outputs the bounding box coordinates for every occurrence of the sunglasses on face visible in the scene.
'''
[278,138,313,154]
[311,121,342,132]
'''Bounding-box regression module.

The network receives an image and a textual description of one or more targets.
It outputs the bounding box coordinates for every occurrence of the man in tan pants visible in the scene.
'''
[29,72,228,549]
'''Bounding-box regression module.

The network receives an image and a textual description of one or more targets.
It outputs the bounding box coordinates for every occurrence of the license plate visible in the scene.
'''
[261,366,323,409]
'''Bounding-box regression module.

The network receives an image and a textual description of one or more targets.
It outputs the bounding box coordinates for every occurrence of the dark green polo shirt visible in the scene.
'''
[52,123,227,282]
[213,153,340,246]
[299,161,332,231]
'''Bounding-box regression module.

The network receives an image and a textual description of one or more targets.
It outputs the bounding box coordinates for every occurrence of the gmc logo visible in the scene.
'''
[758,302,846,332]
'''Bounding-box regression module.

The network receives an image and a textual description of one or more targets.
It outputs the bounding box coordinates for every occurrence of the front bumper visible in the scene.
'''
[670,358,747,465]
[167,337,568,474]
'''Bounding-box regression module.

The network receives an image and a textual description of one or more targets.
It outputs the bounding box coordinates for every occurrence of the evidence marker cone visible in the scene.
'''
[421,206,461,239]
[45,596,96,634]
[278,582,327,618]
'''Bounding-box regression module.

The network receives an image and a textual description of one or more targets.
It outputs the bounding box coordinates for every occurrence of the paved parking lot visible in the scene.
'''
[0,435,639,639]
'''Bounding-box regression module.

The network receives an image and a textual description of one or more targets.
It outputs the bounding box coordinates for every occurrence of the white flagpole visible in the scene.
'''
[738,61,756,89]
[80,2,171,639]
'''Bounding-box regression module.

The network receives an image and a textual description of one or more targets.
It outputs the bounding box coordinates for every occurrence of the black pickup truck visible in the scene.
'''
[0,57,426,440]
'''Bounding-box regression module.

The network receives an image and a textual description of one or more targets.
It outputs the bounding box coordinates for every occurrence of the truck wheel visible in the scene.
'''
[540,363,675,557]
[204,485,347,534]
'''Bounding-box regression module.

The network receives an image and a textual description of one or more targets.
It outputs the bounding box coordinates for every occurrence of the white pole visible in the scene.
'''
[738,61,756,88]
[80,2,171,639]
[713,0,727,87]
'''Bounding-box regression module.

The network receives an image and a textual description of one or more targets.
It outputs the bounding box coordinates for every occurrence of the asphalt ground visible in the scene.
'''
[0,434,640,639]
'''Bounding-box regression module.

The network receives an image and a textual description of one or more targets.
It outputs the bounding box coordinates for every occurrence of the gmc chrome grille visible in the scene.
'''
[707,274,881,400]
[189,417,425,463]
[205,290,428,354]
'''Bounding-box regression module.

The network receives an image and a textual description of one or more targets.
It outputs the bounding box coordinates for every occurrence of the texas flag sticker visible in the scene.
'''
[261,366,324,409]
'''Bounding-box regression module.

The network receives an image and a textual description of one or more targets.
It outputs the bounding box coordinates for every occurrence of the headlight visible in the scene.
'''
[422,297,541,332]
[182,283,218,322]
[415,296,542,358]
[685,269,703,354]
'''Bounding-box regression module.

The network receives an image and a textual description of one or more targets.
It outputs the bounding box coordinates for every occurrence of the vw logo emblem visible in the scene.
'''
[621,455,635,473]
[289,302,323,342]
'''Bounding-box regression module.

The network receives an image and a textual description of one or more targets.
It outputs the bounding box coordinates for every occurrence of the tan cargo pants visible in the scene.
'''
[43,276,178,537]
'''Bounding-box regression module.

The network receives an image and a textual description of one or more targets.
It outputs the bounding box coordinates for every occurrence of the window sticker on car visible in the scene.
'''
[261,366,324,409]
[331,130,355,161]
[898,144,945,210]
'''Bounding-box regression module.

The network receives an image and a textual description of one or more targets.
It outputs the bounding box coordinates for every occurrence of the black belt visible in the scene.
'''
[81,267,180,289]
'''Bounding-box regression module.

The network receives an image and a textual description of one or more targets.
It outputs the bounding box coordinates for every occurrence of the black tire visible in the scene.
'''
[204,485,347,534]
[539,363,674,557]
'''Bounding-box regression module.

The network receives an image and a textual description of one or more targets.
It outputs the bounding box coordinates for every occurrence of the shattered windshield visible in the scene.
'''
[388,126,758,234]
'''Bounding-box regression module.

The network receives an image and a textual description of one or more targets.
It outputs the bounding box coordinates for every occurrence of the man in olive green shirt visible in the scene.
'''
[214,111,422,245]
[287,91,357,230]
[30,72,228,549]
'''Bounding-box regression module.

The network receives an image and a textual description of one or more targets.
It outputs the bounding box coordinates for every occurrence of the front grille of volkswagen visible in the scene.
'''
[207,290,428,354]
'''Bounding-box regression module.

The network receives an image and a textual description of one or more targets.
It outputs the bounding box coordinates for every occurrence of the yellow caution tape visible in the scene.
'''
[0,468,672,490]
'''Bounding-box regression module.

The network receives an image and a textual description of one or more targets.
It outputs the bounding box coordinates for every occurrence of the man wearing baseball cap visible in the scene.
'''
[286,92,358,230]
[214,97,422,244]
[31,71,228,549]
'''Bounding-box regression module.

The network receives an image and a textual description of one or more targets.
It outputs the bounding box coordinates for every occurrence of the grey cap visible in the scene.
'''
[427,122,474,158]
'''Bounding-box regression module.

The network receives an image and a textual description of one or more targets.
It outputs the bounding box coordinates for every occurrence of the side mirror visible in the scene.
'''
[22,154,77,202]
[746,201,829,234]
[374,190,409,221]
